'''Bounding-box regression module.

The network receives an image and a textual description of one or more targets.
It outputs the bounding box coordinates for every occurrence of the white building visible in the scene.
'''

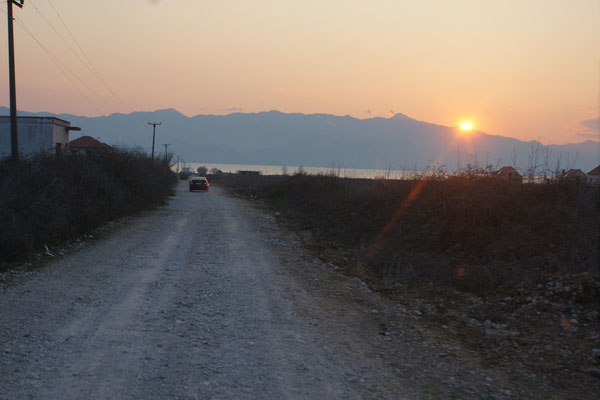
[0,116,81,158]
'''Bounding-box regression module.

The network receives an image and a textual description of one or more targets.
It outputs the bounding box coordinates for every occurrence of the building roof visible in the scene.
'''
[565,169,587,177]
[0,115,74,127]
[69,136,111,149]
[588,165,600,176]
[495,166,521,176]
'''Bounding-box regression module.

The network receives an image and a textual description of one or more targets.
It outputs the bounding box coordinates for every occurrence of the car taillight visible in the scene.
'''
[190,182,194,184]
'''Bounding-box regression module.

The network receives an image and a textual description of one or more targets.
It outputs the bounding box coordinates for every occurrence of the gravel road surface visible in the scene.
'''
[0,182,524,399]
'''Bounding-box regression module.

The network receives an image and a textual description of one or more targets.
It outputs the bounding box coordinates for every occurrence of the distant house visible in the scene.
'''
[69,136,112,155]
[494,166,522,182]
[564,169,587,182]
[587,165,600,185]
[238,170,261,176]
[0,116,80,158]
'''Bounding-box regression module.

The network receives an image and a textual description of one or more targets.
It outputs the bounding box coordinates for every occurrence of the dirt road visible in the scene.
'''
[1,182,523,399]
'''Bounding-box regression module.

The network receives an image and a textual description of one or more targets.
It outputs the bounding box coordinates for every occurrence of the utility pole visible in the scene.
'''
[176,155,180,173]
[148,121,161,160]
[7,0,24,162]
[162,143,169,161]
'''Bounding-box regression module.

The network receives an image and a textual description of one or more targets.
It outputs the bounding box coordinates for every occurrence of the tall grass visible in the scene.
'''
[218,173,599,292]
[0,150,176,265]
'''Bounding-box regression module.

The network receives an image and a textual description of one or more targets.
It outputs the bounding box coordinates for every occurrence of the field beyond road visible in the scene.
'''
[0,181,597,399]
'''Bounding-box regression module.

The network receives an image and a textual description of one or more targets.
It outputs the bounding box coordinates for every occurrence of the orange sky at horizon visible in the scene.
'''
[0,0,598,145]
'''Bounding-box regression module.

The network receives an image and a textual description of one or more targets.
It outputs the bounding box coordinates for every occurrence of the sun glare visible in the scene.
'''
[460,122,473,131]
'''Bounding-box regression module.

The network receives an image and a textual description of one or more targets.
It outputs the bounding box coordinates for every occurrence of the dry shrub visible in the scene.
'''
[0,150,176,265]
[221,173,599,293]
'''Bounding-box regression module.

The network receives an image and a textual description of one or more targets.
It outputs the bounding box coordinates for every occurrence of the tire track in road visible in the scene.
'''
[52,213,193,399]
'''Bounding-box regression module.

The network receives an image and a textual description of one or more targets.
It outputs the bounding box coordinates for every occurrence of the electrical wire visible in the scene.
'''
[28,0,120,111]
[4,1,136,116]
[14,16,104,114]
[0,6,104,114]
[45,0,134,112]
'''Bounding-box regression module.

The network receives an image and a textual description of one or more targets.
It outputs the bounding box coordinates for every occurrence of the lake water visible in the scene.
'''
[178,162,416,180]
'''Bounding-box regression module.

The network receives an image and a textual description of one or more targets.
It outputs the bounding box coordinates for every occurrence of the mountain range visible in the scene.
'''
[2,107,598,173]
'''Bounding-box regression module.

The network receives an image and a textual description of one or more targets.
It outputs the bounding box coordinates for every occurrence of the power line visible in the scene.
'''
[14,17,112,113]
[27,0,119,112]
[44,0,134,112]
[15,18,103,114]
[2,1,135,116]
[0,7,104,114]
[14,16,105,113]
[29,0,82,65]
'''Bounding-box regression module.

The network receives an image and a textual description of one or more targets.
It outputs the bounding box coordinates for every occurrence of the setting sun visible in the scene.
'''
[460,122,473,131]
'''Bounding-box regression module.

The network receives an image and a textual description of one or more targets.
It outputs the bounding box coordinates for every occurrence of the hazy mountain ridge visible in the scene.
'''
[3,107,598,172]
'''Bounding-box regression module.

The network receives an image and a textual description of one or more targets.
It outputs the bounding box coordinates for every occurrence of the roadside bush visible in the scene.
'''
[0,150,176,265]
[220,174,599,292]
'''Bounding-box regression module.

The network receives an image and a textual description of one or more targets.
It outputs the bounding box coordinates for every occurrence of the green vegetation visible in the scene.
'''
[217,172,599,293]
[0,150,176,266]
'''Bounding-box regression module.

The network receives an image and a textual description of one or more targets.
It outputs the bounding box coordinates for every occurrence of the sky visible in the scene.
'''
[0,0,598,145]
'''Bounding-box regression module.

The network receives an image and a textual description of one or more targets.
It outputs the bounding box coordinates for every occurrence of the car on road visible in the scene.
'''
[189,177,209,192]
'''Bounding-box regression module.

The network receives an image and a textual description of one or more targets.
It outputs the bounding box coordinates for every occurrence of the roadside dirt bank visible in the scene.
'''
[233,186,600,400]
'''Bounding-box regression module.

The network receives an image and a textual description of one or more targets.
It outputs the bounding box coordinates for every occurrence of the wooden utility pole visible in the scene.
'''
[148,122,161,160]
[7,0,24,161]
[162,143,169,161]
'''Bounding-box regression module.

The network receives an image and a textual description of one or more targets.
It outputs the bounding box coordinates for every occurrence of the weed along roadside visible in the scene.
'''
[215,172,600,396]
[0,150,176,268]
